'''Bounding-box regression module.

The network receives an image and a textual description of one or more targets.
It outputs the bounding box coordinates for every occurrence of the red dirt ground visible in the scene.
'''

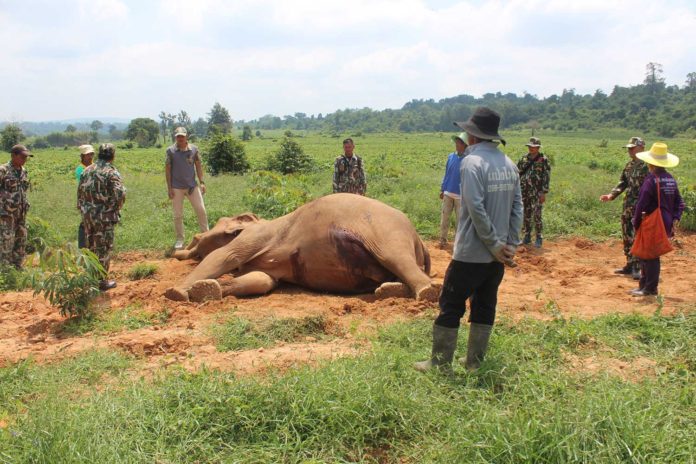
[1,236,694,374]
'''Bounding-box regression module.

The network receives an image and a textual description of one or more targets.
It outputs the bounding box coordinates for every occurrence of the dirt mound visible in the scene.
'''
[1,235,694,372]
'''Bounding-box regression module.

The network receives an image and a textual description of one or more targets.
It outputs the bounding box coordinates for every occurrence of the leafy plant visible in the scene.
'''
[203,134,250,175]
[242,171,312,218]
[28,244,106,318]
[265,137,315,174]
[679,188,696,231]
[0,264,29,291]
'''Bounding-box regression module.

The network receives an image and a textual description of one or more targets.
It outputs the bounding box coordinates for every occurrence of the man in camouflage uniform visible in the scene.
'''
[517,137,550,248]
[599,136,648,280]
[333,138,366,195]
[78,143,126,290]
[0,145,32,268]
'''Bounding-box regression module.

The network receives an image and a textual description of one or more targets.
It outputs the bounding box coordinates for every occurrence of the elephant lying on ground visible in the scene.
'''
[164,193,439,302]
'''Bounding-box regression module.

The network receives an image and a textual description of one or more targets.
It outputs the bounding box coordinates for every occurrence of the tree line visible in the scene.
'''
[2,63,695,152]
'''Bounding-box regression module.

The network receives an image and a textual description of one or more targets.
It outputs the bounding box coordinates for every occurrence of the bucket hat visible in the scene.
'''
[623,137,645,148]
[525,137,541,148]
[451,132,467,144]
[78,144,95,155]
[636,142,679,168]
[454,107,506,146]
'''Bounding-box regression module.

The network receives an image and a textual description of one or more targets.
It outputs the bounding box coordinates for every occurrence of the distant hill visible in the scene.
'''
[0,119,129,136]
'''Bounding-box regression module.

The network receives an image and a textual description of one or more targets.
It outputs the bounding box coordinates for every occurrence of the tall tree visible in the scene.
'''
[158,111,175,143]
[90,120,103,132]
[644,62,665,93]
[685,72,696,91]
[126,118,159,147]
[1,124,25,151]
[65,124,77,133]
[207,102,232,134]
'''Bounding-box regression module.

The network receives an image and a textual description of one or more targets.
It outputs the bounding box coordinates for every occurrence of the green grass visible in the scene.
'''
[61,303,171,336]
[127,262,159,280]
[211,312,334,351]
[21,131,696,251]
[0,313,694,462]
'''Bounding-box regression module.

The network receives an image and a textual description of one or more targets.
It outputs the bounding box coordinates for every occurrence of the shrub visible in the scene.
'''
[265,137,315,174]
[28,244,106,318]
[26,216,61,254]
[680,188,696,231]
[128,263,158,280]
[31,137,51,149]
[0,264,29,291]
[242,171,312,218]
[204,134,250,175]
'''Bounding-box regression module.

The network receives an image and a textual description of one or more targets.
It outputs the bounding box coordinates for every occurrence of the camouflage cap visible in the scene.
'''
[174,126,187,137]
[525,137,541,147]
[10,144,33,157]
[623,137,645,148]
[98,143,116,159]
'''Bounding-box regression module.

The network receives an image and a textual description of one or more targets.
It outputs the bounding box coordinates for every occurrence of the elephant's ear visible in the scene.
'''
[232,213,260,223]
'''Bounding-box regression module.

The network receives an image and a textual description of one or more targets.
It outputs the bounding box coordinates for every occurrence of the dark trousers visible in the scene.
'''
[435,260,505,328]
[639,258,660,293]
[78,222,86,249]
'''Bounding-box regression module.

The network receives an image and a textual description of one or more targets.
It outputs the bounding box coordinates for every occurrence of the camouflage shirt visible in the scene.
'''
[333,154,366,195]
[78,160,126,223]
[611,158,648,209]
[517,153,550,194]
[0,161,30,217]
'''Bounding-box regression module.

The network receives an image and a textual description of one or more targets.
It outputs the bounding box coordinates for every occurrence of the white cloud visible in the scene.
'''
[1,0,695,120]
[78,0,129,21]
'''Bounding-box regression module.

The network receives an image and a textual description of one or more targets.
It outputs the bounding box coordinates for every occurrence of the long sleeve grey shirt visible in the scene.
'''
[453,141,523,263]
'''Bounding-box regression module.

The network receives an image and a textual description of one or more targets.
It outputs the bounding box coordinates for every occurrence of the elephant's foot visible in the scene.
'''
[416,283,441,302]
[164,286,189,302]
[188,279,223,302]
[375,282,411,299]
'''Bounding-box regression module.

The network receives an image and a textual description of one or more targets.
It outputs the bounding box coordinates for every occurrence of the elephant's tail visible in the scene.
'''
[421,239,431,276]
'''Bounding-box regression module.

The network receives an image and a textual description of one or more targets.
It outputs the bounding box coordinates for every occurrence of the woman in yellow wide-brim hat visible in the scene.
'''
[629,142,685,297]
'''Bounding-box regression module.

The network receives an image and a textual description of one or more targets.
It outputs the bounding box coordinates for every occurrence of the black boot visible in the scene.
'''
[614,263,632,275]
[414,324,459,373]
[99,280,117,291]
[459,323,493,371]
[523,232,531,245]
[631,262,641,280]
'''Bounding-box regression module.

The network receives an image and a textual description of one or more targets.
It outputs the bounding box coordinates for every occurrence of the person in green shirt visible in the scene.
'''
[76,144,94,248]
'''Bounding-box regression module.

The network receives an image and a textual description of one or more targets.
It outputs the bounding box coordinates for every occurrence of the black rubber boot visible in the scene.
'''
[414,324,459,373]
[523,233,531,245]
[460,323,493,371]
[631,262,641,280]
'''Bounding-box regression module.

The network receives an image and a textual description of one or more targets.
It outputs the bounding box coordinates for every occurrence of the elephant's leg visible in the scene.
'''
[374,282,411,299]
[375,247,440,301]
[187,272,277,302]
[164,246,244,301]
[221,271,278,297]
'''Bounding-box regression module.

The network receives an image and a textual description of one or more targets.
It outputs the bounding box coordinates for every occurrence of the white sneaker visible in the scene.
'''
[174,240,184,250]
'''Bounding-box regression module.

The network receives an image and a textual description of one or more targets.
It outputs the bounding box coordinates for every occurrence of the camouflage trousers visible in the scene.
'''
[83,218,115,272]
[621,207,637,266]
[0,214,27,268]
[522,190,543,237]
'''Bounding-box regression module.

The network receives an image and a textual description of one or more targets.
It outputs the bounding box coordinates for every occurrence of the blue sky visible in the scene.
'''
[1,0,695,122]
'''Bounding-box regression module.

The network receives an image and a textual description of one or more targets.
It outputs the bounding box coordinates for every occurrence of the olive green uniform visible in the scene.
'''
[0,162,30,268]
[77,160,126,271]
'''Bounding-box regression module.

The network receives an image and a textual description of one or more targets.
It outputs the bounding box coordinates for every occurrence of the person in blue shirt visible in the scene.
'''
[438,132,467,249]
[75,144,94,249]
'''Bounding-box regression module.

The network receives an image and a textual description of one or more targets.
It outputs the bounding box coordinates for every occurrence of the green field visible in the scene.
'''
[24,130,696,251]
[2,131,696,463]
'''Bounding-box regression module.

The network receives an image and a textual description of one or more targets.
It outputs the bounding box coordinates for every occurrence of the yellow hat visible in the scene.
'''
[636,142,679,168]
[451,132,467,144]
